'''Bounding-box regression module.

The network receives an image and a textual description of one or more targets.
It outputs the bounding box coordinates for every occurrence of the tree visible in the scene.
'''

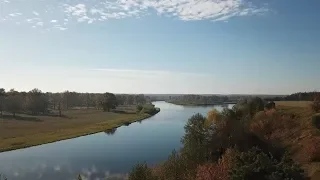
[26,88,48,115]
[0,88,6,116]
[100,92,118,112]
[129,163,158,180]
[5,89,23,117]
[181,114,211,166]
[230,147,304,180]
[311,95,320,113]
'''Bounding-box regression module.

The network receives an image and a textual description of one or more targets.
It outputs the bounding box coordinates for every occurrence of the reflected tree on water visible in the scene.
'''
[104,128,117,135]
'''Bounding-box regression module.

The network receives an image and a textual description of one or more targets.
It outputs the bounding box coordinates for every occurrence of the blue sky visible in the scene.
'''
[1,0,320,94]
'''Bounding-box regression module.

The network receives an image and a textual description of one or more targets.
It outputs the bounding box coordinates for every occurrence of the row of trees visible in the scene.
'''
[168,95,230,105]
[265,91,320,101]
[0,88,150,117]
[128,97,308,180]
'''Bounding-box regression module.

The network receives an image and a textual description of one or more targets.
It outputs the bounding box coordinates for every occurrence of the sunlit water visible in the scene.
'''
[0,101,234,180]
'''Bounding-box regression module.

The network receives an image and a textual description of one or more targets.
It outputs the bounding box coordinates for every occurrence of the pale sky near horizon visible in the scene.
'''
[1,0,320,94]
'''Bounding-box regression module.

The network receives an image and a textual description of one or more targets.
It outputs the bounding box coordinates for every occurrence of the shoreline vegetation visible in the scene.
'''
[128,92,320,180]
[0,88,160,152]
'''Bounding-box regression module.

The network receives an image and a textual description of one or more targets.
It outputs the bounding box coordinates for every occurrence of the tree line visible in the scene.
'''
[265,91,320,101]
[0,88,150,117]
[167,94,230,105]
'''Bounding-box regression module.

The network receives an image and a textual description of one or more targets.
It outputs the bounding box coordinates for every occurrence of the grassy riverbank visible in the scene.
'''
[0,106,160,152]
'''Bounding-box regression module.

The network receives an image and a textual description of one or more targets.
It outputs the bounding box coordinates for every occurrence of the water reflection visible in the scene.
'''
[123,122,131,126]
[104,128,117,136]
[1,164,128,180]
[0,101,234,180]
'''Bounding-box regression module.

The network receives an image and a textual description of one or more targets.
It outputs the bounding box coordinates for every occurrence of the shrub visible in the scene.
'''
[140,104,159,115]
[129,163,158,180]
[196,148,239,180]
[312,114,320,130]
[136,104,143,113]
[154,150,197,180]
[230,147,305,180]
[250,112,297,142]
[265,101,276,110]
[311,95,320,112]
[301,137,320,162]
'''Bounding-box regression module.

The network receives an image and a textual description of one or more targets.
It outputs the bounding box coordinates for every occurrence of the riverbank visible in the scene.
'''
[0,107,160,152]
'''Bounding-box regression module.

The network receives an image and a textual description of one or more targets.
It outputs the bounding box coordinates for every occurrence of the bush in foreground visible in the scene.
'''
[230,147,305,180]
[196,148,238,180]
[129,163,158,180]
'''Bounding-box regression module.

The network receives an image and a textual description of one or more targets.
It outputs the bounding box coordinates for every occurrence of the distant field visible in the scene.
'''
[275,101,312,107]
[0,105,156,152]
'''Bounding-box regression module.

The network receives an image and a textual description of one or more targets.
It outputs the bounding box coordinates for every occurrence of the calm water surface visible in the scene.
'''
[0,101,233,180]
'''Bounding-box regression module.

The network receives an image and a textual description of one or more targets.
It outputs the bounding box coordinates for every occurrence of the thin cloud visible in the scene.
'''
[90,68,213,77]
[33,11,39,16]
[1,0,269,30]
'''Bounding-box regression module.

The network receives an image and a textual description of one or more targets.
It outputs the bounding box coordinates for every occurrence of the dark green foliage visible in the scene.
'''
[181,114,210,164]
[26,88,49,115]
[265,101,276,110]
[0,88,6,116]
[99,92,118,112]
[129,163,158,180]
[312,114,320,129]
[136,104,143,113]
[160,150,189,180]
[230,147,305,180]
[140,104,159,115]
[5,89,23,117]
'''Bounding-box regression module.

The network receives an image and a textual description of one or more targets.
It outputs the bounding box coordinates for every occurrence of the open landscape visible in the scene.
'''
[2,0,320,180]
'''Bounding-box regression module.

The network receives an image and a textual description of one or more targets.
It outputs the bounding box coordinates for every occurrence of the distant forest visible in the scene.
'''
[265,92,320,101]
[167,95,231,105]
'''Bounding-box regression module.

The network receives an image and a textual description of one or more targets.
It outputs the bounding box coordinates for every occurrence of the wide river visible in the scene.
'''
[0,101,234,180]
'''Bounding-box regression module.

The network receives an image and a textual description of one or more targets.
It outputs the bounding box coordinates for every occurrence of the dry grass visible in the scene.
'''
[275,101,312,107]
[0,106,155,152]
[259,101,320,179]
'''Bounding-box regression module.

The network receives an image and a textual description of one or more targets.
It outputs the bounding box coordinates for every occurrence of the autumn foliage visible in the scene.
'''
[196,148,238,180]
[129,97,309,180]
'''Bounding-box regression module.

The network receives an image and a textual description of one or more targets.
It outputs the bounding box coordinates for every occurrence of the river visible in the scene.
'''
[0,101,234,180]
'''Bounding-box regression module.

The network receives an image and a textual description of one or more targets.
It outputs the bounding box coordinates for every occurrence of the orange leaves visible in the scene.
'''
[196,149,238,180]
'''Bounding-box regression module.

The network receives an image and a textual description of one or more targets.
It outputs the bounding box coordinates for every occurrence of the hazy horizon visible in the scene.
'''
[1,0,320,94]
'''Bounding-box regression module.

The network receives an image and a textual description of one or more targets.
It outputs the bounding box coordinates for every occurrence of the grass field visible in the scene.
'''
[275,101,312,107]
[274,101,320,179]
[0,105,158,152]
